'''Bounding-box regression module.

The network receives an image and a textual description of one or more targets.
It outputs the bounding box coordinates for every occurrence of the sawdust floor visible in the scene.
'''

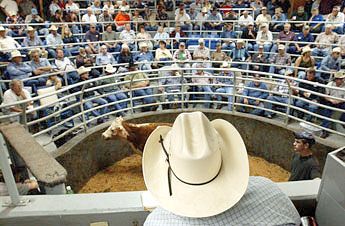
[79,154,290,193]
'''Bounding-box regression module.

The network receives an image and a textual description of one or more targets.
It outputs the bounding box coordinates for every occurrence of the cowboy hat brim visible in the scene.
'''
[143,119,249,218]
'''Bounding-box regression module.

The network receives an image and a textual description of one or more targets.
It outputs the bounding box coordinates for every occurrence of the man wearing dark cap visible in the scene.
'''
[289,131,321,181]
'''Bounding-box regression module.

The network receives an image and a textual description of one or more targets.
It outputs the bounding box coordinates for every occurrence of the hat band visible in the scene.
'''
[159,135,222,196]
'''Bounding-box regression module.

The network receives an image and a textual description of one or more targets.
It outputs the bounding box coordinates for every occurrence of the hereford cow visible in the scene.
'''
[102,116,172,154]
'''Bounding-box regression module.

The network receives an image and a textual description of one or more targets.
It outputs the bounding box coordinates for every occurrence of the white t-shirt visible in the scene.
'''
[0,0,18,15]
[2,88,32,121]
[82,14,97,23]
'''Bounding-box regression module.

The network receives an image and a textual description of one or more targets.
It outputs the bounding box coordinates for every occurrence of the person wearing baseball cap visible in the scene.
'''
[319,70,345,138]
[289,131,320,181]
[268,43,291,76]
[288,25,314,54]
[144,112,301,225]
[319,47,341,81]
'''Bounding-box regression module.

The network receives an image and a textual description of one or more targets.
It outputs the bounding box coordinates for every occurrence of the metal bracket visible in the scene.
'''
[2,198,30,207]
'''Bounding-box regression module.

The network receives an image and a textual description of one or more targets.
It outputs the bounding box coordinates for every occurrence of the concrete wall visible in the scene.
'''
[52,110,336,192]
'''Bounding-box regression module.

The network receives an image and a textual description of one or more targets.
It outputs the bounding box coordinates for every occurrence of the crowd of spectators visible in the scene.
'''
[0,0,344,138]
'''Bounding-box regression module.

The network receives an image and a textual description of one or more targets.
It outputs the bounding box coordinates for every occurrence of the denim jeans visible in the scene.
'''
[320,101,345,128]
[84,98,108,118]
[239,97,265,115]
[295,99,318,121]
[215,86,233,111]
[264,95,290,116]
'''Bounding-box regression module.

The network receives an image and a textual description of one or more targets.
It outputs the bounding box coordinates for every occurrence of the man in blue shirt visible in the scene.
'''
[288,25,314,54]
[220,23,237,50]
[6,50,45,93]
[214,62,234,111]
[134,42,154,71]
[205,7,223,31]
[229,39,251,70]
[309,8,324,33]
[239,74,269,115]
[319,47,342,81]
[95,45,116,66]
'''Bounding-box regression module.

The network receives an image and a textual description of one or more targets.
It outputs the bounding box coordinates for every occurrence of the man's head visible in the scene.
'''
[293,131,315,152]
[87,7,93,16]
[175,25,181,32]
[30,49,40,61]
[211,7,218,16]
[179,42,186,50]
[283,23,291,32]
[253,74,261,87]
[0,26,6,37]
[297,6,304,15]
[78,66,91,80]
[332,5,340,16]
[100,45,108,54]
[159,40,166,48]
[236,39,244,48]
[331,47,341,59]
[56,48,64,59]
[275,7,282,16]
[311,8,319,15]
[325,24,332,34]
[198,38,205,48]
[306,67,316,81]
[226,23,233,31]
[49,25,58,35]
[10,50,24,64]
[303,25,310,35]
[278,44,285,54]
[334,71,345,86]
[125,23,131,31]
[90,24,97,32]
[243,10,248,17]
[79,47,86,56]
[140,42,148,52]
[10,79,23,96]
[105,24,112,32]
[142,111,249,217]
[261,6,267,15]
[260,23,268,32]
[27,26,35,37]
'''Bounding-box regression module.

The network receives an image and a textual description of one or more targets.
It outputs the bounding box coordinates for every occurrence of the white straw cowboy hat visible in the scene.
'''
[105,64,117,73]
[10,50,25,60]
[302,46,311,54]
[334,71,345,79]
[49,25,58,31]
[77,66,91,75]
[143,112,249,218]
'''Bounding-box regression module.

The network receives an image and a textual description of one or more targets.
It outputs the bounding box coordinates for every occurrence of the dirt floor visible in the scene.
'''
[79,154,290,193]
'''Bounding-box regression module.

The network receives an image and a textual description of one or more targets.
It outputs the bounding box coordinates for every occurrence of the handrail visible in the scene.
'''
[0,64,344,148]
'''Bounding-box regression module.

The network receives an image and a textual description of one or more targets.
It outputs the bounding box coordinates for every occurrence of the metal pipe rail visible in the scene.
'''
[0,65,344,147]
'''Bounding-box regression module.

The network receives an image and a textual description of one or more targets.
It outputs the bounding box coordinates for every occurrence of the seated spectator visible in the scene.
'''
[264,70,296,118]
[85,24,101,54]
[144,6,158,31]
[0,26,21,61]
[325,6,344,34]
[290,6,308,32]
[211,42,229,68]
[192,38,211,70]
[153,26,169,48]
[46,25,71,58]
[175,7,192,31]
[255,7,271,27]
[205,7,223,31]
[338,34,345,58]
[82,7,97,26]
[173,42,192,72]
[289,25,314,54]
[0,0,18,17]
[136,25,153,50]
[98,9,113,23]
[254,23,273,55]
[119,24,137,51]
[75,47,100,78]
[174,3,186,17]
[65,0,79,14]
[98,64,128,113]
[157,6,169,28]
[103,1,115,15]
[158,65,187,109]
[277,0,291,14]
[1,79,34,123]
[271,7,287,32]
[49,0,62,18]
[202,0,212,12]
[188,6,198,29]
[251,0,264,17]
[294,67,324,122]
[238,10,254,30]
[271,23,295,53]
[251,45,268,72]
[51,9,64,23]
[190,0,202,13]
[239,74,269,116]
[312,24,339,57]
[7,50,45,93]
[308,8,324,33]
[191,65,214,108]
[134,42,154,71]
[96,45,116,66]
[5,11,25,37]
[132,9,144,31]
[320,47,342,81]
[91,0,102,18]
[194,7,208,31]
[117,44,134,68]
[61,25,80,55]
[241,22,257,50]
[269,45,292,76]
[170,25,186,49]
[124,64,157,111]
[220,23,237,50]
[54,48,79,85]
[114,7,130,31]
[214,62,234,110]
[229,39,251,70]
[72,66,109,124]
[155,40,173,66]
[319,71,345,138]
[22,26,47,58]
[102,24,120,53]
[294,46,316,79]
[25,8,48,36]
[30,50,56,89]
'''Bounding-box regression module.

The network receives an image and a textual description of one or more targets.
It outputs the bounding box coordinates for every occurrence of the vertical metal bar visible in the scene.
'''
[128,73,135,114]
[285,78,292,125]
[0,134,21,205]
[232,69,237,113]
[181,71,185,110]
[22,103,28,131]
[80,84,88,132]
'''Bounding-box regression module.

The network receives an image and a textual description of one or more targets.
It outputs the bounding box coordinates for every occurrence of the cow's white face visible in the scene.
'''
[102,116,129,140]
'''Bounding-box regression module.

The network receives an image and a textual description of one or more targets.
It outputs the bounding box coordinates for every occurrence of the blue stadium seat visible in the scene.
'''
[186,34,201,47]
